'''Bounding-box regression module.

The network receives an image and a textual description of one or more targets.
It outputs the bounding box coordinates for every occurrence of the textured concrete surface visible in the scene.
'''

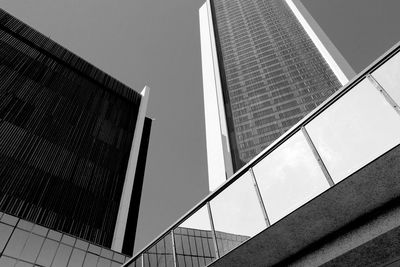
[210,144,400,267]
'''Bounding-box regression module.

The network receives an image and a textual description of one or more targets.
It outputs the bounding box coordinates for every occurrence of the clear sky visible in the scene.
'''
[1,0,400,254]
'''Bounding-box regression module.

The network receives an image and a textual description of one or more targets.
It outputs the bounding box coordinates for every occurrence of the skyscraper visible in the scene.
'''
[0,8,151,258]
[199,0,355,191]
[124,39,400,267]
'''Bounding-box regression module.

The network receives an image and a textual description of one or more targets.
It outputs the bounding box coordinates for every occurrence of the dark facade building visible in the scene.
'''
[200,0,355,190]
[0,8,151,257]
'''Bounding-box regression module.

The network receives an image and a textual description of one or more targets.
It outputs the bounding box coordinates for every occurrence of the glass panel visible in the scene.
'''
[209,172,267,256]
[32,225,48,237]
[52,244,72,267]
[17,220,34,231]
[112,253,125,263]
[126,256,142,267]
[75,240,89,251]
[252,131,330,223]
[174,205,216,267]
[177,255,185,267]
[3,228,29,257]
[306,78,400,183]
[15,262,33,267]
[47,230,62,241]
[372,52,400,106]
[83,253,98,267]
[20,233,45,263]
[100,248,113,259]
[0,256,16,267]
[97,258,111,267]
[88,244,101,255]
[143,252,156,267]
[36,239,58,267]
[135,256,142,267]
[67,249,85,267]
[61,235,76,246]
[0,222,13,252]
[143,233,173,267]
[1,214,18,226]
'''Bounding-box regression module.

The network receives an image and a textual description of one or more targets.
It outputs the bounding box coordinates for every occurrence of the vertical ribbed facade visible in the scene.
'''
[0,9,147,250]
[210,0,342,169]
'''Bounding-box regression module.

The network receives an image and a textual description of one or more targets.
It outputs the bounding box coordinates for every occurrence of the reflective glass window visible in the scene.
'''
[47,230,62,241]
[36,239,58,266]
[372,52,400,106]
[52,244,72,267]
[100,248,113,259]
[97,258,111,267]
[61,235,76,246]
[210,172,267,256]
[20,233,45,263]
[174,205,216,267]
[3,228,29,257]
[1,214,18,226]
[83,253,98,267]
[0,256,16,267]
[88,244,101,255]
[17,220,34,231]
[15,262,33,267]
[143,233,174,267]
[306,78,400,183]
[253,131,329,223]
[112,262,122,267]
[67,249,85,267]
[32,225,48,236]
[113,253,125,263]
[0,222,13,252]
[126,256,142,267]
[75,239,89,251]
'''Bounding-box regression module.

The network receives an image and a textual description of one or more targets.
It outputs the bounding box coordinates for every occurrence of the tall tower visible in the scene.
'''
[0,9,151,257]
[200,0,355,191]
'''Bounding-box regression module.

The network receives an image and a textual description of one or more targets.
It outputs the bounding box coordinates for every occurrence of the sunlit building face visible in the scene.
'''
[199,0,354,191]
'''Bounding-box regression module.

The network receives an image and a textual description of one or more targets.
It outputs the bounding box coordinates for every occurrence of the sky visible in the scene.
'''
[1,0,400,254]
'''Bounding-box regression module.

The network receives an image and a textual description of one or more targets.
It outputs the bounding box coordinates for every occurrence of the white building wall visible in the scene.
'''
[112,86,150,253]
[200,1,233,192]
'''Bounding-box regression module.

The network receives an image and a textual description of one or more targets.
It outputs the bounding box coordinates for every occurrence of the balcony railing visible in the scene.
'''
[124,41,400,267]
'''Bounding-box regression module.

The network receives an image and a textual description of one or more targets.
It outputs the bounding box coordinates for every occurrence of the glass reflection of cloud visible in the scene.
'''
[180,205,211,231]
[372,52,400,106]
[253,131,329,224]
[306,78,400,183]
[210,172,266,238]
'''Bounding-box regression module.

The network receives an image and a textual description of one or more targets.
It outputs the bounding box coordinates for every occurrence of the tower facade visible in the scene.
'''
[0,9,151,256]
[200,0,355,191]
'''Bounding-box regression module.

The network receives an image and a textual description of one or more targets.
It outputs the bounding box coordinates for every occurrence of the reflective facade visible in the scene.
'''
[0,212,129,267]
[124,41,400,267]
[200,0,355,191]
[0,9,151,255]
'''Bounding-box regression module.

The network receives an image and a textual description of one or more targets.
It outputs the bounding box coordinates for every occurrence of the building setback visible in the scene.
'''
[0,9,151,256]
[199,0,355,190]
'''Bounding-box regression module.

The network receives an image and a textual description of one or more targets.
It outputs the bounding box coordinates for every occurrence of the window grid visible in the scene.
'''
[0,212,128,267]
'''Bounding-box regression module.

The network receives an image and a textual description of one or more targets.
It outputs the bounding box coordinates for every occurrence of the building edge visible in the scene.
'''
[122,117,153,255]
[112,86,150,252]
[200,1,234,192]
[287,0,357,84]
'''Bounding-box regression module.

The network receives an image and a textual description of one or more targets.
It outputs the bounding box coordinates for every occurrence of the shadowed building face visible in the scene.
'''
[0,9,151,256]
